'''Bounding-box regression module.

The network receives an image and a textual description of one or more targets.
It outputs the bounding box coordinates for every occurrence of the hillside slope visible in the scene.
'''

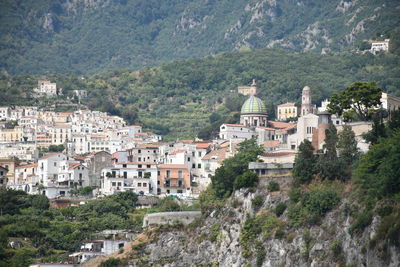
[1,0,399,74]
[90,177,400,267]
[1,49,400,139]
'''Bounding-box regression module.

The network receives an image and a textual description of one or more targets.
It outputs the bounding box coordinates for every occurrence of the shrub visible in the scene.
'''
[255,241,265,267]
[275,202,287,217]
[267,181,280,192]
[252,196,263,210]
[302,188,340,216]
[234,171,259,190]
[100,258,123,267]
[231,199,242,208]
[331,240,342,256]
[289,188,302,202]
[286,233,296,243]
[210,222,221,242]
[349,211,373,235]
[274,228,285,239]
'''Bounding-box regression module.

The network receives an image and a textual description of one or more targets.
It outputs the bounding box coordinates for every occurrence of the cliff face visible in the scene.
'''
[127,177,400,267]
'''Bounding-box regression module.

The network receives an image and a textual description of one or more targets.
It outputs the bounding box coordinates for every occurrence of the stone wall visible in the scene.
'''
[143,211,202,228]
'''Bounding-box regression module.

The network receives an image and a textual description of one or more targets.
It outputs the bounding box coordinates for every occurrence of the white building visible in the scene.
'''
[219,124,255,140]
[101,162,158,196]
[370,39,390,54]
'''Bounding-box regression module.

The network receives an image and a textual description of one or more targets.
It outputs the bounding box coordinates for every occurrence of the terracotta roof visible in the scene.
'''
[223,124,244,127]
[263,140,281,148]
[268,121,295,129]
[180,139,194,143]
[87,151,110,157]
[136,132,148,136]
[158,164,188,169]
[170,150,186,155]
[202,147,228,161]
[196,143,211,149]
[39,153,63,160]
[16,163,38,169]
[54,124,71,128]
[69,163,83,170]
[135,144,160,149]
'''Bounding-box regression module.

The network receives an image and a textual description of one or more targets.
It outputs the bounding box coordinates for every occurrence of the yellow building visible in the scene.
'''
[0,126,25,142]
[277,102,297,121]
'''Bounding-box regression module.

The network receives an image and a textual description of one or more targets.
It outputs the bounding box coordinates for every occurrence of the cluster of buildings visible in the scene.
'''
[2,79,400,201]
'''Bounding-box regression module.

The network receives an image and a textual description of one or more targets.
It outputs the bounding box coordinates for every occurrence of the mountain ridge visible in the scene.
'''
[1,0,399,74]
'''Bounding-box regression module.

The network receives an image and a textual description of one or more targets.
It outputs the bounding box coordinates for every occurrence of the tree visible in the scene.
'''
[337,125,359,165]
[354,130,400,201]
[234,171,259,190]
[328,81,382,121]
[363,109,388,145]
[315,125,345,181]
[212,138,263,198]
[292,140,316,185]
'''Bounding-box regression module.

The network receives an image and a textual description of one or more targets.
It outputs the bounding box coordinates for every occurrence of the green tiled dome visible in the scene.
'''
[241,96,267,114]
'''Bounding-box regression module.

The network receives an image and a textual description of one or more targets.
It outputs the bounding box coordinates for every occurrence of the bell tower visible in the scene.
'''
[301,86,313,116]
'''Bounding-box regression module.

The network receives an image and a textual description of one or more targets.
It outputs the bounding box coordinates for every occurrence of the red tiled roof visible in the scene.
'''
[268,121,295,129]
[16,163,38,169]
[263,140,281,148]
[196,143,211,149]
[158,164,188,169]
[39,153,63,160]
[170,150,186,155]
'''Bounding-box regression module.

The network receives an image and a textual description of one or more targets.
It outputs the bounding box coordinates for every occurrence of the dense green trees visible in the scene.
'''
[354,130,400,201]
[211,138,263,198]
[0,190,139,266]
[328,82,382,121]
[292,140,315,185]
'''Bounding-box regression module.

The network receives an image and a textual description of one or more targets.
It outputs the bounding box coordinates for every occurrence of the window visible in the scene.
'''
[112,182,116,186]
[138,164,142,168]
[178,170,182,179]
[146,165,150,168]
[138,157,141,162]
[123,164,127,168]
[198,152,201,157]
[157,180,160,185]
[138,149,141,153]
[187,157,191,162]
[123,172,127,178]
[79,173,82,179]
[198,164,201,168]
[166,170,170,178]
[117,182,121,186]
[192,164,196,169]
[157,171,160,176]
[138,183,142,187]
[139,171,142,178]
[143,183,147,187]
[54,162,57,167]
[192,152,195,157]
[177,190,183,194]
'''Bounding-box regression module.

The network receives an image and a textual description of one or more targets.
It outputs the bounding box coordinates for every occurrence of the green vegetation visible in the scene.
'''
[1,1,399,75]
[1,48,400,139]
[251,196,264,210]
[288,184,341,227]
[275,202,287,217]
[267,181,280,192]
[0,189,138,266]
[211,138,263,198]
[328,81,382,121]
[100,257,126,267]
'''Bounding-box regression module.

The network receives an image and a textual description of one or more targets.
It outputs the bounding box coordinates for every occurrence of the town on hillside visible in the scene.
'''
[1,79,400,265]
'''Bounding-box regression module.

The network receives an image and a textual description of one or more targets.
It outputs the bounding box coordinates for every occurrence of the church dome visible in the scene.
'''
[241,96,267,114]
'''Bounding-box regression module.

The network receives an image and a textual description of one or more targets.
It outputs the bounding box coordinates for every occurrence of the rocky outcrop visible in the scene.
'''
[127,177,400,267]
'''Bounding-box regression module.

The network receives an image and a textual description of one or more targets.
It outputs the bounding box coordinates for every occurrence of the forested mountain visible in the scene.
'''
[1,48,399,139]
[1,0,400,74]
